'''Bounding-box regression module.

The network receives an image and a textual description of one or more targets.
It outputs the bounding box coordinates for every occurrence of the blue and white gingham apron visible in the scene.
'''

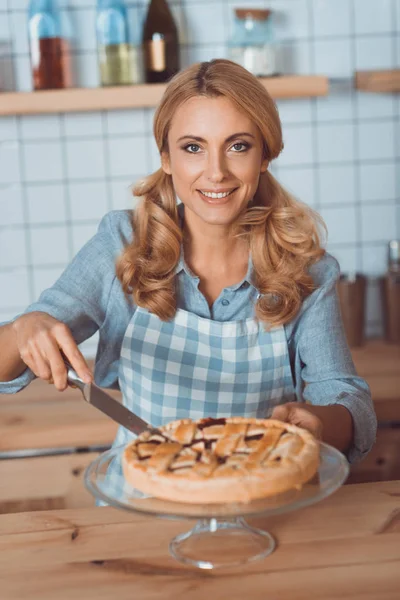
[100,305,295,502]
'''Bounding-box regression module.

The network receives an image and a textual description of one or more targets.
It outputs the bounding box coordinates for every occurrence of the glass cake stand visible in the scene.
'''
[84,442,349,570]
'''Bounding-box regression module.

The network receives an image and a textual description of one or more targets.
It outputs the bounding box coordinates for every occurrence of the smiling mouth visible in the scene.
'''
[197,188,238,199]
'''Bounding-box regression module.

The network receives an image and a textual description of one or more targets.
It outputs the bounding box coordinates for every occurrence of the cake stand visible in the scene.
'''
[84,442,349,570]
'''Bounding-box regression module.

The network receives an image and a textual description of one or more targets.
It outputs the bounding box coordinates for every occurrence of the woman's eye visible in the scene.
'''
[231,143,248,152]
[185,144,201,153]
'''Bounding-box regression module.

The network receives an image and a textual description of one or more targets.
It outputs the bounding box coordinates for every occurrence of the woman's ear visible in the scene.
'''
[161,152,172,175]
[260,158,269,173]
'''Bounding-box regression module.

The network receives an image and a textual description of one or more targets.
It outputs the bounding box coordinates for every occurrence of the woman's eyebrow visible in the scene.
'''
[177,132,256,143]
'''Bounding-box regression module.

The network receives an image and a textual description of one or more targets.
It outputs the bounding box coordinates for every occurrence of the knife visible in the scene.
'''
[65,360,149,436]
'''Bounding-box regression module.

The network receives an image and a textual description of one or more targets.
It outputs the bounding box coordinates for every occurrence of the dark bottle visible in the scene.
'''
[142,0,179,84]
[28,0,73,90]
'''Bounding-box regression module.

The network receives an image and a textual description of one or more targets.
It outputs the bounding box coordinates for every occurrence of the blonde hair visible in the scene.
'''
[116,59,325,327]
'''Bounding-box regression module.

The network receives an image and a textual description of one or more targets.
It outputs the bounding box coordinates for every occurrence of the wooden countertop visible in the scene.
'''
[1,480,400,599]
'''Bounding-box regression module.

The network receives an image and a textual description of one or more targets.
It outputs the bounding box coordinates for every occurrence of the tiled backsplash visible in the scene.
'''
[0,0,399,356]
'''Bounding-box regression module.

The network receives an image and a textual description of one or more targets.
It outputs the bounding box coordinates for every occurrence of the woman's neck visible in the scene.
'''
[182,223,249,279]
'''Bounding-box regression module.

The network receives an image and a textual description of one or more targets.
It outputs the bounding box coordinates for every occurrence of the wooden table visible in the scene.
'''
[1,480,400,599]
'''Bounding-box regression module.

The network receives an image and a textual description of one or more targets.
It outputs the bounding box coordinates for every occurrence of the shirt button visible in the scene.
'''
[221,299,230,306]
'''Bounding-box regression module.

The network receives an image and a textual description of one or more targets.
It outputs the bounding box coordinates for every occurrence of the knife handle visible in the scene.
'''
[62,354,85,392]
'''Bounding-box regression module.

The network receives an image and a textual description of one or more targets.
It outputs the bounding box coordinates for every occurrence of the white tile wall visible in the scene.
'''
[317,123,355,164]
[361,204,398,243]
[0,142,21,184]
[0,268,31,310]
[69,181,109,221]
[320,205,358,246]
[30,226,70,266]
[357,121,395,162]
[0,0,399,354]
[0,184,24,226]
[26,184,67,224]
[313,39,353,78]
[110,179,138,211]
[359,163,397,203]
[277,124,315,166]
[312,0,352,37]
[318,165,356,206]
[65,138,106,180]
[64,112,104,138]
[107,135,149,178]
[353,0,393,35]
[277,167,316,207]
[0,228,27,269]
[20,115,61,140]
[355,36,395,71]
[23,141,64,182]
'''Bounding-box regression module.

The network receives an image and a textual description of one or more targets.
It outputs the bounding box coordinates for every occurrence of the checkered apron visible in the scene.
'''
[98,306,295,504]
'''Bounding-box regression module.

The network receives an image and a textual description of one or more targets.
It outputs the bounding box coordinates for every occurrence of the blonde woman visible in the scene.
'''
[0,60,376,464]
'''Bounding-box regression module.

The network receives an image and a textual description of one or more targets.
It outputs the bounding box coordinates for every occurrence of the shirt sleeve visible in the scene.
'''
[291,254,377,464]
[0,211,128,394]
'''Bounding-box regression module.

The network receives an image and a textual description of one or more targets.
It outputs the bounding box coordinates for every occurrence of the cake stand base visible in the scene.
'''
[169,516,275,569]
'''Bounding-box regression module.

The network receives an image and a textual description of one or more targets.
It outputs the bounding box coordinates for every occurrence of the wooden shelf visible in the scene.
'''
[0,75,329,116]
[355,69,400,93]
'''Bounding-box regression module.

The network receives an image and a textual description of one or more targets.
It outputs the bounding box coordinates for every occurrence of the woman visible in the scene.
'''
[0,59,376,464]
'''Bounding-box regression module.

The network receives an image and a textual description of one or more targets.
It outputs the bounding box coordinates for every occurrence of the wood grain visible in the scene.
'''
[0,453,98,514]
[0,481,399,599]
[0,398,117,451]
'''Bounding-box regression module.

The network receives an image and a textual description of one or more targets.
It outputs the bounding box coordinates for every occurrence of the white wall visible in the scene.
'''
[0,0,399,355]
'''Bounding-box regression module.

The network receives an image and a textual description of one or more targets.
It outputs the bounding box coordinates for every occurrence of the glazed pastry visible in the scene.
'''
[122,416,320,504]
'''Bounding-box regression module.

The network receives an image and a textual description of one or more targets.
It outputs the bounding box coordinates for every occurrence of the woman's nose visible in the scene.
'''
[205,151,228,182]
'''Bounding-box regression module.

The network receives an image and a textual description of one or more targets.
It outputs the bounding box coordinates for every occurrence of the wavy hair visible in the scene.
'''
[116,59,325,327]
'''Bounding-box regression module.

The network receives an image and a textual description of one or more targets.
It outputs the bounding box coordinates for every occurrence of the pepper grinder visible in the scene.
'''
[381,240,400,344]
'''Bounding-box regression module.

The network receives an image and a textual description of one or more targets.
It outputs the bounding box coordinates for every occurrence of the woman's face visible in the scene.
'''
[162,95,268,229]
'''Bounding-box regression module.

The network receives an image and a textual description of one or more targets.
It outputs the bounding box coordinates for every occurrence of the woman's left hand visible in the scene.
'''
[271,402,323,440]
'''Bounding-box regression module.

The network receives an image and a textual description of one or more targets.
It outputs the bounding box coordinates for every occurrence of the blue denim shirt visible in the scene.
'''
[1,209,377,463]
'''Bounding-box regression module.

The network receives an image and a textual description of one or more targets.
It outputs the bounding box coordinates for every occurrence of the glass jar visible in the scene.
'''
[28,0,73,90]
[228,9,277,77]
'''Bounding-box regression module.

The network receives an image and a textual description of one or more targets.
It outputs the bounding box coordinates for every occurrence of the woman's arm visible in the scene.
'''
[0,211,127,391]
[284,254,377,462]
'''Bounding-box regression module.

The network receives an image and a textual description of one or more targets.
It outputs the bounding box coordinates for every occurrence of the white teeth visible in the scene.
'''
[200,190,233,199]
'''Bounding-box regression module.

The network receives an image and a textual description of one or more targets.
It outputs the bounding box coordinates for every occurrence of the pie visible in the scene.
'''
[122,416,320,504]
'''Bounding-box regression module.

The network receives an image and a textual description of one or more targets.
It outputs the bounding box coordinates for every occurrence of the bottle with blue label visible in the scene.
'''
[28,0,73,90]
[96,0,139,86]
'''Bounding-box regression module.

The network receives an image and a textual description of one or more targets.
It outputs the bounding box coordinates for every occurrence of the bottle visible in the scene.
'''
[228,9,277,77]
[142,0,179,84]
[381,241,400,344]
[96,0,139,86]
[28,0,73,90]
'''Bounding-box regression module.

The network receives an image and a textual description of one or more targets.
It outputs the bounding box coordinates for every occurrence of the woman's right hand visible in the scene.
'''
[11,312,93,391]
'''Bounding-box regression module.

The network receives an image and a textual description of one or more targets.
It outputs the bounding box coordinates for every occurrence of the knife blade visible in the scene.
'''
[65,361,149,436]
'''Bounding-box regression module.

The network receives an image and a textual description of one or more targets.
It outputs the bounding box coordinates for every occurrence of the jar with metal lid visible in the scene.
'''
[228,8,277,77]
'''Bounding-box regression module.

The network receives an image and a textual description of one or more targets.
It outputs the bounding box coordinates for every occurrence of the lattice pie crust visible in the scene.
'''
[122,417,320,504]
